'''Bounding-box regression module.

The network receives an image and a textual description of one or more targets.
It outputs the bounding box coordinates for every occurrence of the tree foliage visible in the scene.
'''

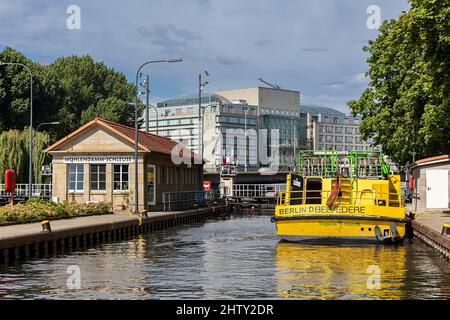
[0,48,141,139]
[0,128,51,183]
[348,0,450,164]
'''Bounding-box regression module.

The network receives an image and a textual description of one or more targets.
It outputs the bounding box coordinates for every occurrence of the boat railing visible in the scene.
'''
[276,189,402,208]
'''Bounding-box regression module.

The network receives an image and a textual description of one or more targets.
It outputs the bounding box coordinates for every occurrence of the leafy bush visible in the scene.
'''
[0,199,111,225]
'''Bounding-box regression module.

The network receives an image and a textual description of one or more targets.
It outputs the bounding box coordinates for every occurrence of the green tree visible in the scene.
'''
[0,128,51,184]
[45,55,139,136]
[0,48,141,139]
[348,0,450,164]
[0,48,59,132]
[81,96,137,125]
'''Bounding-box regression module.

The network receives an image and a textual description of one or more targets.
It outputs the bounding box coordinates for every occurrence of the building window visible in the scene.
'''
[345,127,353,134]
[335,126,343,134]
[147,164,156,205]
[113,164,129,191]
[345,136,353,143]
[335,136,343,143]
[68,164,84,192]
[90,164,106,191]
[326,126,333,133]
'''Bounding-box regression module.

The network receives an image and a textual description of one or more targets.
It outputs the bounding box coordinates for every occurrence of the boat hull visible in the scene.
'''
[273,215,406,244]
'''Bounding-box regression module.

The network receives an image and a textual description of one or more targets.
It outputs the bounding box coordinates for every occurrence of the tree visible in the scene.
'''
[348,0,450,164]
[0,48,141,139]
[81,96,133,124]
[0,48,59,133]
[0,128,51,184]
[45,55,140,136]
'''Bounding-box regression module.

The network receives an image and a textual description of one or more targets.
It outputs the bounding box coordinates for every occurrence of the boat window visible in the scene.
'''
[306,178,322,204]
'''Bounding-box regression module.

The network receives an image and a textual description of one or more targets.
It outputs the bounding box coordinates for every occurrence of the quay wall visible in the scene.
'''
[412,220,450,260]
[0,205,230,265]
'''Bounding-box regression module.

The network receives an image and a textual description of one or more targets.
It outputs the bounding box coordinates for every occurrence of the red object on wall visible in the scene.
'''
[203,180,211,192]
[5,169,16,193]
[409,175,414,191]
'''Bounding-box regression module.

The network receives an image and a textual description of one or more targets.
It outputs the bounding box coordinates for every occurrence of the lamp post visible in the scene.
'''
[0,61,33,198]
[134,58,182,214]
[198,71,209,163]
[35,122,60,184]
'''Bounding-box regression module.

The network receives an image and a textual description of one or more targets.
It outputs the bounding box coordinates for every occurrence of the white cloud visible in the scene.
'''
[0,0,409,109]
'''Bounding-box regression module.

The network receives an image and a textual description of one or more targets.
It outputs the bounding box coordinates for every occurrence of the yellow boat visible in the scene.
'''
[272,150,407,244]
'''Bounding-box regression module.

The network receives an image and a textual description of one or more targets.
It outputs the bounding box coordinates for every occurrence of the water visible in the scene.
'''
[0,214,449,299]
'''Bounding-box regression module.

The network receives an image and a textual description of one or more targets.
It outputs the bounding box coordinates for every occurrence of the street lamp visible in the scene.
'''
[134,58,182,214]
[198,70,209,162]
[35,122,60,184]
[0,61,33,198]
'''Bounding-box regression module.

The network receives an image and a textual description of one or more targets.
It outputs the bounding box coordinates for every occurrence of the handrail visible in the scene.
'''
[276,189,402,207]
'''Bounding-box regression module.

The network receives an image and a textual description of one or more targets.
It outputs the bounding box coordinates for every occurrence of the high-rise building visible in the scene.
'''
[141,88,377,174]
[301,104,377,152]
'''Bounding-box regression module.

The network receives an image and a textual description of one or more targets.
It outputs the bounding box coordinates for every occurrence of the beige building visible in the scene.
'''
[45,118,203,211]
[216,87,300,113]
[410,155,450,212]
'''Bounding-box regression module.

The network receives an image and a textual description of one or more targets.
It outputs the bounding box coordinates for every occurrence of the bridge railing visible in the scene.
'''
[162,189,225,212]
[231,184,286,199]
[0,184,52,199]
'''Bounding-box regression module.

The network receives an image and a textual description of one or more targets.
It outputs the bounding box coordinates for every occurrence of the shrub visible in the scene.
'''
[0,199,112,225]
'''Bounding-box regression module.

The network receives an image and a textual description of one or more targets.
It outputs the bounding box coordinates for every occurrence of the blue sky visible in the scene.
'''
[0,0,409,112]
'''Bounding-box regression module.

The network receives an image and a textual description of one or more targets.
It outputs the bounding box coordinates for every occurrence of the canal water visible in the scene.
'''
[1,214,450,299]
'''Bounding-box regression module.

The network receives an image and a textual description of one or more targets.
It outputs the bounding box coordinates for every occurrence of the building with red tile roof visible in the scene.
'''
[45,118,203,211]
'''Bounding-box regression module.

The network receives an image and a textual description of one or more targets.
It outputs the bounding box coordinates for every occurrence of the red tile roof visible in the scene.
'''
[45,118,203,162]
[415,154,450,165]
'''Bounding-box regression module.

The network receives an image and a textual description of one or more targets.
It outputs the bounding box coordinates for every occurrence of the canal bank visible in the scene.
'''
[0,205,230,265]
[1,214,450,299]
[411,211,450,260]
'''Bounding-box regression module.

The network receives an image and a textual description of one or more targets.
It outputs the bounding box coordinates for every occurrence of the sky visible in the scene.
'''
[0,0,410,113]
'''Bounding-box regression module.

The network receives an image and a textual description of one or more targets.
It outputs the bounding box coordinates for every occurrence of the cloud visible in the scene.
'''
[0,0,410,108]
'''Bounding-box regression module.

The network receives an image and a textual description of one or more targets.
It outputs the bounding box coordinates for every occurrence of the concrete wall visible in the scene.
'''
[216,87,300,112]
[411,161,450,212]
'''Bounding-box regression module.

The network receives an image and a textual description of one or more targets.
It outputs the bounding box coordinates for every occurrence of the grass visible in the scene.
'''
[0,198,112,226]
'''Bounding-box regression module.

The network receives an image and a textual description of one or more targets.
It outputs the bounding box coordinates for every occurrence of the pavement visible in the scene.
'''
[0,210,193,243]
[414,211,450,234]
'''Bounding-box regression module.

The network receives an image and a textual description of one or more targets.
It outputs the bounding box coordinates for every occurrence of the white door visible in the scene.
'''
[426,170,448,209]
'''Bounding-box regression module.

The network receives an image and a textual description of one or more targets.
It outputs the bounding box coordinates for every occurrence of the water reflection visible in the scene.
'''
[0,215,449,299]
[275,242,407,299]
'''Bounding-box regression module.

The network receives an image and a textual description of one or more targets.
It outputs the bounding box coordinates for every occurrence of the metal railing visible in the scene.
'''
[276,189,402,208]
[0,184,52,199]
[162,189,225,212]
[232,184,286,199]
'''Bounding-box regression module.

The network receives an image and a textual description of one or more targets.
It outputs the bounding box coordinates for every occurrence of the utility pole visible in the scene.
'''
[198,71,209,160]
[145,75,150,132]
[198,73,202,157]
[244,106,247,173]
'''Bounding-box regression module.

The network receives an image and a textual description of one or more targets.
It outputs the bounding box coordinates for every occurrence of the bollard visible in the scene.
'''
[41,220,52,232]
[442,224,450,236]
